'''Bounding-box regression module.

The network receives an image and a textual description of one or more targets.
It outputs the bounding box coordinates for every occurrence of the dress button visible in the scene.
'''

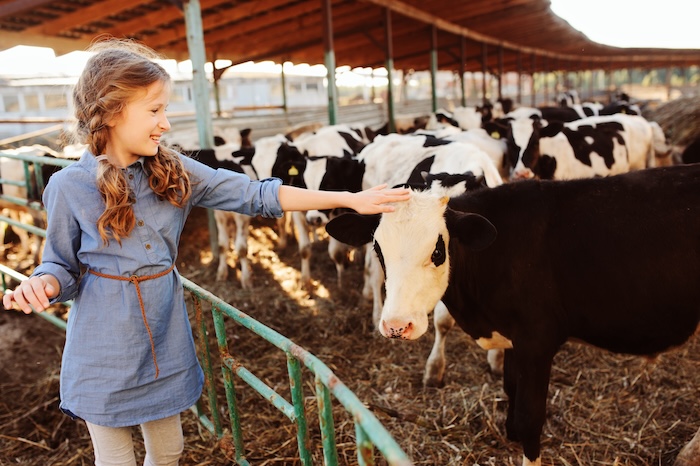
[128,173,134,180]
[137,220,144,227]
[145,244,151,250]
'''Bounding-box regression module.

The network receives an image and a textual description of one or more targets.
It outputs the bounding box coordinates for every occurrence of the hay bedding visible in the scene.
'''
[1,206,699,466]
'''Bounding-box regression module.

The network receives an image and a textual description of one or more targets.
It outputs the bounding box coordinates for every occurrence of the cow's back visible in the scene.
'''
[446,164,700,355]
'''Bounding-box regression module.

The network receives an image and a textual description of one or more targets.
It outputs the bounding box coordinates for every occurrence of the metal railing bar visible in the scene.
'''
[316,374,340,465]
[0,212,46,236]
[287,354,313,465]
[223,357,297,420]
[181,277,413,465]
[0,151,75,167]
[193,296,224,437]
[210,305,247,464]
[356,423,374,466]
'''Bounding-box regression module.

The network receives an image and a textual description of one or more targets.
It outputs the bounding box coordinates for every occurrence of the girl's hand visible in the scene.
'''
[3,275,58,314]
[349,184,411,215]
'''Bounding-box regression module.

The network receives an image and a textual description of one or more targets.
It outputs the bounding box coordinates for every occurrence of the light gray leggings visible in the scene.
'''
[85,414,183,466]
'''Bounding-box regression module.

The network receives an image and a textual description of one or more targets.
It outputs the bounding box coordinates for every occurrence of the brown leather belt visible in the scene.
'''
[88,263,175,379]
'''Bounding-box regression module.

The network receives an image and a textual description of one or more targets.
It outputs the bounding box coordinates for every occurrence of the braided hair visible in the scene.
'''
[69,38,191,245]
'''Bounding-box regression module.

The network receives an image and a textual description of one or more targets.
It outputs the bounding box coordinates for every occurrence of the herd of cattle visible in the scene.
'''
[2,93,700,465]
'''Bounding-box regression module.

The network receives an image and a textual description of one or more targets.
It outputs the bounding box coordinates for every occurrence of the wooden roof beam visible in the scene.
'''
[23,0,148,35]
[0,0,55,17]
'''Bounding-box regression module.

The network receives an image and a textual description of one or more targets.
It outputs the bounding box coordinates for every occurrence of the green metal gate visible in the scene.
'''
[0,149,414,465]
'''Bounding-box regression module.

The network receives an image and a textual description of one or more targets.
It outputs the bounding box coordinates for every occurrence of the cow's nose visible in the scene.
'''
[511,169,534,180]
[381,319,414,339]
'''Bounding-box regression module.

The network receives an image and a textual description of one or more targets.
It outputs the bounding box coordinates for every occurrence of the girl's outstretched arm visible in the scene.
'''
[278,184,410,215]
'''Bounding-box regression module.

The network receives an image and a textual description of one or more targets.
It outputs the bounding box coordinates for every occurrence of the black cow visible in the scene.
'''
[325,164,700,466]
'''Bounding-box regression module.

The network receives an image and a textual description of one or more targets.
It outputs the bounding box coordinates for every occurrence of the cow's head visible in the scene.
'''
[304,156,365,226]
[326,190,496,340]
[506,117,563,180]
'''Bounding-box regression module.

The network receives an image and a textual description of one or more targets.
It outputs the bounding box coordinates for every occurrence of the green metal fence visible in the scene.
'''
[0,150,414,465]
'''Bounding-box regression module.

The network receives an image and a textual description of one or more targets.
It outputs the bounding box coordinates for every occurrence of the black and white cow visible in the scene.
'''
[325,164,700,466]
[167,127,259,288]
[284,124,367,288]
[505,105,593,122]
[506,114,667,180]
[430,106,483,131]
[357,132,505,381]
[227,133,308,287]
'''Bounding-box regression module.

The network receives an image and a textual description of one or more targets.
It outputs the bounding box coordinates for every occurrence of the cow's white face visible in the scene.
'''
[508,117,537,179]
[373,192,452,340]
[325,190,497,341]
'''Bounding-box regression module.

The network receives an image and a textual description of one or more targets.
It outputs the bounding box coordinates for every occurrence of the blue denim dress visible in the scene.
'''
[32,151,283,427]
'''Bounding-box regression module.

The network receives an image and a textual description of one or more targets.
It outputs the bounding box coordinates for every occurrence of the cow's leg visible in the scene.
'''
[503,349,519,441]
[214,211,232,282]
[675,427,700,466]
[424,301,454,387]
[275,213,291,249]
[290,211,312,288]
[233,213,252,290]
[328,237,351,288]
[487,348,504,376]
[505,347,555,466]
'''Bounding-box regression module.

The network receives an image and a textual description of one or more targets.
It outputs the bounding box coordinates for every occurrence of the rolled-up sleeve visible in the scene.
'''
[32,172,83,302]
[184,156,284,218]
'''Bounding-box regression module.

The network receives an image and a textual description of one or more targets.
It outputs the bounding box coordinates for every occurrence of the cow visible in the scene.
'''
[357,133,505,380]
[182,147,257,288]
[325,164,700,466]
[505,105,588,123]
[167,128,255,288]
[600,97,641,116]
[443,127,509,179]
[506,114,664,180]
[209,133,309,288]
[431,106,483,131]
[282,124,367,288]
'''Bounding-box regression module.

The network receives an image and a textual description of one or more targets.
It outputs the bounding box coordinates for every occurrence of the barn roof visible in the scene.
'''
[1,0,698,74]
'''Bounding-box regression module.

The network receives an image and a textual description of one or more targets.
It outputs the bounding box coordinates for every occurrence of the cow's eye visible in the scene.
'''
[431,235,446,267]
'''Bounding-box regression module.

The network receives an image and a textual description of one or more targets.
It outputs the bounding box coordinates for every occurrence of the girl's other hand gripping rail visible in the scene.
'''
[3,274,59,314]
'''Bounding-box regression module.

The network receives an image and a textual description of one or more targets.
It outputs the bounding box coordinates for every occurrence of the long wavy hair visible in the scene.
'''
[69,38,191,245]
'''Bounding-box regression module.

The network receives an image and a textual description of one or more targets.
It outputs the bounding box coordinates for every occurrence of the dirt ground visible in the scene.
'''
[2,204,700,466]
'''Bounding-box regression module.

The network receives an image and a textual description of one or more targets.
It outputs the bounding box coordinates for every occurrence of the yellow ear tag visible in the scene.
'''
[440,196,449,206]
[490,131,500,139]
[288,166,299,176]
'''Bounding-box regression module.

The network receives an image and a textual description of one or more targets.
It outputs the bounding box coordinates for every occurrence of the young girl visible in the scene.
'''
[2,39,408,466]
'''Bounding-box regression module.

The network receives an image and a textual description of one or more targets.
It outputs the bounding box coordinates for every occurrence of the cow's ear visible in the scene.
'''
[326,213,380,247]
[446,211,497,251]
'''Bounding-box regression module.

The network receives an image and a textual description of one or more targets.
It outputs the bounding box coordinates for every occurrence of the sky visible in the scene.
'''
[0,0,698,78]
[549,0,700,49]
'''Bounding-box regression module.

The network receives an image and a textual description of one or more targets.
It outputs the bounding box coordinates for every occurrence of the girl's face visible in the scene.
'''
[105,80,171,167]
